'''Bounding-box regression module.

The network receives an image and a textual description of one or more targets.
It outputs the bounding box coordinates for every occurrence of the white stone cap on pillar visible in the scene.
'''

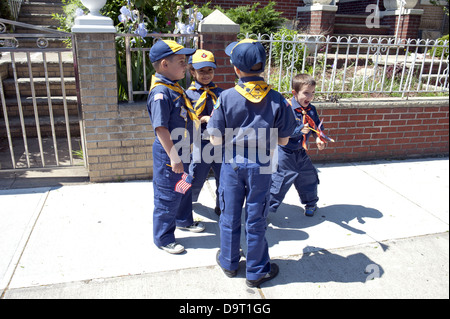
[72,15,116,33]
[297,4,338,12]
[198,9,240,33]
[380,8,424,17]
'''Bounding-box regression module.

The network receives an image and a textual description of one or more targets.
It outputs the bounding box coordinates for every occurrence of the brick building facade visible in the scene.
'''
[193,0,448,39]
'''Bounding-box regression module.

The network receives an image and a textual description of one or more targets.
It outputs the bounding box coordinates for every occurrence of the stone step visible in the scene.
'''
[3,57,75,78]
[2,77,77,97]
[2,96,79,118]
[19,2,63,15]
[335,14,372,25]
[18,13,61,27]
[334,23,391,36]
[0,114,81,138]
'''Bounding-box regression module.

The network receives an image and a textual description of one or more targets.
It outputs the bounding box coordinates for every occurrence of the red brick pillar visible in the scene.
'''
[297,3,338,35]
[381,8,424,40]
[198,9,240,89]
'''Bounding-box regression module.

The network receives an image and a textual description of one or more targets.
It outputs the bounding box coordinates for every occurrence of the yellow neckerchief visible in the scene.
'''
[235,80,272,103]
[187,81,218,117]
[150,75,200,127]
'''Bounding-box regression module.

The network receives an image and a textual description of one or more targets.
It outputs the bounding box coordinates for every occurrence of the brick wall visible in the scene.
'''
[382,13,422,39]
[84,103,154,182]
[298,9,337,35]
[337,0,381,14]
[307,100,449,162]
[200,33,237,90]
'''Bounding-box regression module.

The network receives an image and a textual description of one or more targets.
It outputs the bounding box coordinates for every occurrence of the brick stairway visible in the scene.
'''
[18,0,64,30]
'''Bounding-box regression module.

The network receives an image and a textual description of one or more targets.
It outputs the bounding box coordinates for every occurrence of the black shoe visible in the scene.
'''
[216,250,237,278]
[246,263,279,288]
[214,206,221,216]
[304,205,318,217]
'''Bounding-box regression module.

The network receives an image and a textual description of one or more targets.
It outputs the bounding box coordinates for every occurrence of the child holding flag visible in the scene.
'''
[147,40,205,255]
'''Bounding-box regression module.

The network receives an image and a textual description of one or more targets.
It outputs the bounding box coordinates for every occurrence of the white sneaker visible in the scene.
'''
[160,242,185,254]
[177,221,205,233]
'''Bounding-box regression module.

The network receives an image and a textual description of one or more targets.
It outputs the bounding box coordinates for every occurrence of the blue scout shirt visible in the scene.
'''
[207,76,297,164]
[284,97,323,151]
[185,81,224,134]
[147,73,193,147]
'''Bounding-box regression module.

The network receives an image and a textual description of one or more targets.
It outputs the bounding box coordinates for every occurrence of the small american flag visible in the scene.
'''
[175,172,193,194]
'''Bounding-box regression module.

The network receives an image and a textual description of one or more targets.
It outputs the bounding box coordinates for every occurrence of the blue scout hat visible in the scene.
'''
[149,39,196,63]
[188,49,217,69]
[225,39,266,74]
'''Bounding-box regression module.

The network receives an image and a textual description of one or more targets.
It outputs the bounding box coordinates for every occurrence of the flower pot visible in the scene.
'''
[304,0,334,5]
[81,0,107,16]
[383,0,419,11]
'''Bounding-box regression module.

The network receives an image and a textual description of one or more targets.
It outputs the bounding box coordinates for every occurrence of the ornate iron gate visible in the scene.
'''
[0,18,86,171]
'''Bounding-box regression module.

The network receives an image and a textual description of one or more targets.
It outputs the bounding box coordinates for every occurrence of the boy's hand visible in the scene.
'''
[200,115,210,124]
[170,160,184,174]
[301,123,311,134]
[316,137,326,150]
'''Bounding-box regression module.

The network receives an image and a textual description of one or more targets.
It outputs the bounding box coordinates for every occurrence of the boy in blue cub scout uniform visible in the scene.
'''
[186,50,224,215]
[147,40,205,255]
[207,39,297,288]
[269,74,326,217]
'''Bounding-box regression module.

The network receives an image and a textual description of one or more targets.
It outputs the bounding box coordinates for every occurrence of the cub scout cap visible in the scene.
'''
[149,40,196,63]
[225,39,266,74]
[188,49,217,69]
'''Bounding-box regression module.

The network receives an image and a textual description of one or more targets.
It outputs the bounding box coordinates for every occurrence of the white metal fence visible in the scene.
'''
[246,33,449,99]
[0,18,85,171]
[122,32,448,101]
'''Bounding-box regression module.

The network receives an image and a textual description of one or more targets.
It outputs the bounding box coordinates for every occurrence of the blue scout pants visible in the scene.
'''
[152,141,193,247]
[269,147,319,213]
[189,140,221,208]
[218,162,271,281]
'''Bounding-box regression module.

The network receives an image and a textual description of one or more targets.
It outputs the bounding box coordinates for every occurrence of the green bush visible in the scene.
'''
[198,1,286,35]
[429,34,449,59]
[0,0,13,20]
[226,2,286,36]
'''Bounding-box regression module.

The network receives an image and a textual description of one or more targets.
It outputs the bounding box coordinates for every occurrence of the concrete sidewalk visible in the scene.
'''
[0,157,448,299]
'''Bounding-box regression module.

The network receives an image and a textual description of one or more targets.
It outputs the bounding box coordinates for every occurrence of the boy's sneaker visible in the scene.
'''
[177,221,205,233]
[246,263,279,288]
[304,205,318,217]
[216,250,237,278]
[160,242,185,254]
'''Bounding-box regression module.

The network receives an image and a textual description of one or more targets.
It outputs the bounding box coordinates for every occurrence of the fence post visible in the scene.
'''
[71,11,119,182]
[297,2,338,36]
[198,9,240,89]
[71,7,154,182]
[381,7,424,40]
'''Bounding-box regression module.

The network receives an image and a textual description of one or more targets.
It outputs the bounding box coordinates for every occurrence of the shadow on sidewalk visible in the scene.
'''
[269,203,383,235]
[269,246,385,287]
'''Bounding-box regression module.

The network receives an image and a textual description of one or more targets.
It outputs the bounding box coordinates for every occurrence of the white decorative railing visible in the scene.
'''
[120,31,448,101]
[245,33,449,99]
